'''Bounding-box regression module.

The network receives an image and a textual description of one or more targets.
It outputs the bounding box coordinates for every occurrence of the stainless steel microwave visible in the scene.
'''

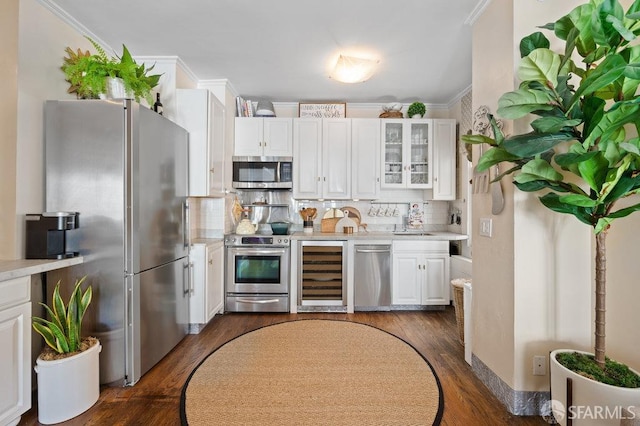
[232,156,293,189]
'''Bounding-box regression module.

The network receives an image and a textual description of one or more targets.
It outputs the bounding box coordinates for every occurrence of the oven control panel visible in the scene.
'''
[225,235,290,246]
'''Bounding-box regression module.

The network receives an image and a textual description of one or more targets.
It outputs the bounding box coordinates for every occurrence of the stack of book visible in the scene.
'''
[235,96,254,117]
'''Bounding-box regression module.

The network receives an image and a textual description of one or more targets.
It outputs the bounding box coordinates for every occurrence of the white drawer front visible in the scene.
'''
[0,276,30,310]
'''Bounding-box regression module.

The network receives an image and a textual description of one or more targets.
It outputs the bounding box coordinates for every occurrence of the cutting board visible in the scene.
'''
[335,217,358,233]
[341,206,365,230]
[321,218,341,232]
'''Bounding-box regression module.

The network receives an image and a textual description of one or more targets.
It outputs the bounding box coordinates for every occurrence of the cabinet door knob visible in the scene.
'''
[210,168,215,173]
[208,259,213,265]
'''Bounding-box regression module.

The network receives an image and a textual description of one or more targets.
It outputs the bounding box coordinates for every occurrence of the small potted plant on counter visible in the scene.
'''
[462,1,640,424]
[32,276,101,424]
[61,36,161,105]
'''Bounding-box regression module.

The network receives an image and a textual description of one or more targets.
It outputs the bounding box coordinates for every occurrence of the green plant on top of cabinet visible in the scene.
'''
[381,119,432,189]
[293,118,351,200]
[351,118,381,200]
[176,89,227,196]
[234,117,293,156]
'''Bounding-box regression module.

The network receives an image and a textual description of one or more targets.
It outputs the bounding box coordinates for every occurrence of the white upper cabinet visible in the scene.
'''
[351,118,380,200]
[293,118,351,200]
[176,89,227,197]
[432,119,457,200]
[293,118,322,198]
[322,118,351,199]
[381,119,433,189]
[234,117,293,157]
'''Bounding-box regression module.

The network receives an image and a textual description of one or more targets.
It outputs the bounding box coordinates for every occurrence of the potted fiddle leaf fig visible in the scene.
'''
[462,0,640,423]
[32,276,101,424]
[61,36,161,105]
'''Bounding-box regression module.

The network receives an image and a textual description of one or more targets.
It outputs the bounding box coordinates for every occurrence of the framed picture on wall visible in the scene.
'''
[298,102,346,118]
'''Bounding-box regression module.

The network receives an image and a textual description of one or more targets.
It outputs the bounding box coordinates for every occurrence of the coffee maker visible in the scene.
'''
[25,212,79,259]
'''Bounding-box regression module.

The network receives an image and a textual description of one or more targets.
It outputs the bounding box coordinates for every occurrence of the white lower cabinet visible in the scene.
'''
[0,276,31,426]
[189,242,224,332]
[392,241,450,306]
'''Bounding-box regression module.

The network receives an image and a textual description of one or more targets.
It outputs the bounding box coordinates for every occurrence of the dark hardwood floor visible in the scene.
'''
[20,308,549,425]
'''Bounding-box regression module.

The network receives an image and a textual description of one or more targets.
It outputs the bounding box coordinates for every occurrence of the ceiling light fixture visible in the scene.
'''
[330,55,379,83]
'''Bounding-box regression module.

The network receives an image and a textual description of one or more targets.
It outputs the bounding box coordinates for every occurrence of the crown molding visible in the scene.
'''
[447,85,473,109]
[37,0,111,51]
[464,0,492,26]
[198,79,239,97]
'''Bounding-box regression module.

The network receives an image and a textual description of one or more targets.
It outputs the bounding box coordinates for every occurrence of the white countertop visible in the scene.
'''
[289,231,468,241]
[191,237,224,246]
[0,257,84,281]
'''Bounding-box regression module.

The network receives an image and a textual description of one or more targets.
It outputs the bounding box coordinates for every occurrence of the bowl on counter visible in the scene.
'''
[270,222,290,235]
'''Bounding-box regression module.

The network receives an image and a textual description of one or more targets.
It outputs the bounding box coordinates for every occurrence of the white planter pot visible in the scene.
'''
[35,342,101,424]
[105,77,133,100]
[550,349,640,426]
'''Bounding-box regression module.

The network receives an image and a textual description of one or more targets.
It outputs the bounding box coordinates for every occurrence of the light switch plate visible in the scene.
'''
[479,218,492,237]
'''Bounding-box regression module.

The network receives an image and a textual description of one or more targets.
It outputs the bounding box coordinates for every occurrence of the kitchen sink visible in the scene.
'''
[392,231,434,236]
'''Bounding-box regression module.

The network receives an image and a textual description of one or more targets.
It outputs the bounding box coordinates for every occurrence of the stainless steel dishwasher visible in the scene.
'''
[354,245,391,311]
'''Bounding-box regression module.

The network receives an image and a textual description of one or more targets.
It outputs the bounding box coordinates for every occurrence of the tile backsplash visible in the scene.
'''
[189,197,226,238]
[190,191,451,237]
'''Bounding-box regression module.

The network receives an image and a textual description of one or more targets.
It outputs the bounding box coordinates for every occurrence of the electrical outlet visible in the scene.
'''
[533,356,546,376]
[479,218,492,237]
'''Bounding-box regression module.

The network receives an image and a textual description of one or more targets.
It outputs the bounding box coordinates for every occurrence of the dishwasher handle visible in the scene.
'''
[355,247,391,254]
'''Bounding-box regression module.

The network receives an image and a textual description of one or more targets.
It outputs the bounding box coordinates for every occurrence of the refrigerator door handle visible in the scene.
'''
[183,200,190,249]
[188,261,195,295]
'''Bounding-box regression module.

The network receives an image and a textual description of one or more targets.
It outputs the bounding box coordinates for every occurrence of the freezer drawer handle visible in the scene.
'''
[183,262,191,296]
[355,248,391,253]
[236,298,281,305]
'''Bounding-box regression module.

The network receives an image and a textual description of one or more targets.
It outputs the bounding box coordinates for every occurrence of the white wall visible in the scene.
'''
[15,0,93,258]
[0,0,19,259]
[471,0,517,387]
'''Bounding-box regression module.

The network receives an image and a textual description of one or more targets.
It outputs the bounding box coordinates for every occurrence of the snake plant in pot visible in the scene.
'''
[462,0,640,423]
[32,276,101,424]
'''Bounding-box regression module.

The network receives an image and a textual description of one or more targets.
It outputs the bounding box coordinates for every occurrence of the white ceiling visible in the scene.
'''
[46,0,482,105]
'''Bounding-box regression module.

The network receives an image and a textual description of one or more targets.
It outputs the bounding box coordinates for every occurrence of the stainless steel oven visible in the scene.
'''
[225,234,290,312]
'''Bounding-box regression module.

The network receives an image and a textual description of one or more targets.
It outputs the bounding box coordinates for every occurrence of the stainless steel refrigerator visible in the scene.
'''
[43,99,190,386]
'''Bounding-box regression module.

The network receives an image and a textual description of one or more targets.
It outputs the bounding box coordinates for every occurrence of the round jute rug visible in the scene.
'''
[180,319,444,425]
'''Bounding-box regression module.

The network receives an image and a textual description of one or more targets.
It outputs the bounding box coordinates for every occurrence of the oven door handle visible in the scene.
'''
[236,298,282,305]
[228,248,288,256]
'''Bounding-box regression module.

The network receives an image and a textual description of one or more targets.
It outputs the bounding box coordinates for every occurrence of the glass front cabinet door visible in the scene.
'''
[381,119,432,189]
